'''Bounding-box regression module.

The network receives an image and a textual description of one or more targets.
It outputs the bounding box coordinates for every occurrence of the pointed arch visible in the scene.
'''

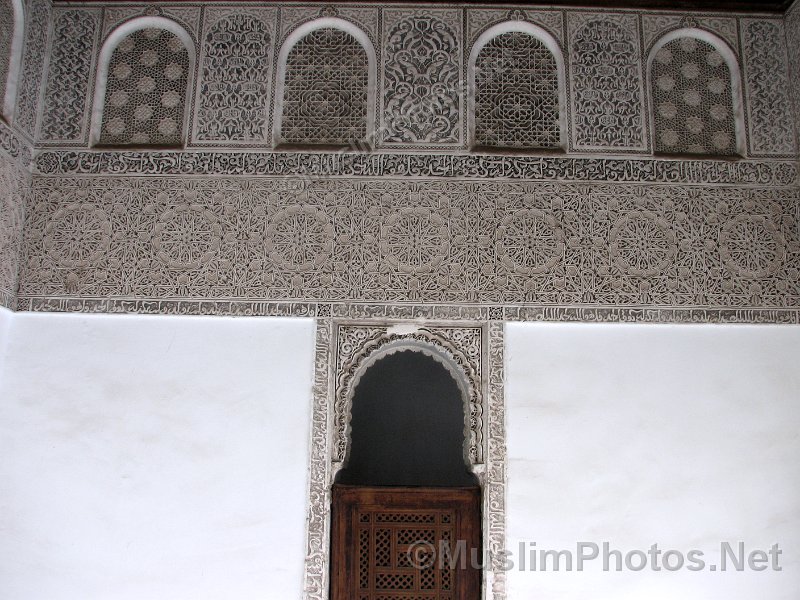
[0,0,24,121]
[647,27,745,157]
[90,16,196,147]
[273,17,376,148]
[468,21,567,151]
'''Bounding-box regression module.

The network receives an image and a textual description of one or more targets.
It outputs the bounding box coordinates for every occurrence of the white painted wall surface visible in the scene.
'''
[506,323,800,600]
[0,312,316,600]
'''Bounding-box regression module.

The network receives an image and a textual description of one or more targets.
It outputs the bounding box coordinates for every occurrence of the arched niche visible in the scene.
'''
[467,20,567,151]
[335,348,479,487]
[90,16,197,147]
[647,27,745,157]
[273,17,376,148]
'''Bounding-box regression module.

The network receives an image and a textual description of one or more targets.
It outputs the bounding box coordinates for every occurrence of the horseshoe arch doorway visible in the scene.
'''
[330,348,482,600]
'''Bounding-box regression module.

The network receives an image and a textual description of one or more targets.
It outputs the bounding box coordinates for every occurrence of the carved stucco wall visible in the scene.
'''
[0,123,31,309]
[787,0,800,146]
[17,2,798,324]
[0,4,798,600]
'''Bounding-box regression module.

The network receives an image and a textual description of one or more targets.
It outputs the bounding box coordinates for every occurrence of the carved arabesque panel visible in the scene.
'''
[41,9,99,143]
[569,13,645,151]
[15,0,49,135]
[382,13,461,145]
[474,31,560,149]
[787,4,800,147]
[195,13,272,143]
[741,19,795,156]
[0,152,26,308]
[280,27,369,146]
[651,36,737,155]
[99,28,189,146]
[19,178,800,312]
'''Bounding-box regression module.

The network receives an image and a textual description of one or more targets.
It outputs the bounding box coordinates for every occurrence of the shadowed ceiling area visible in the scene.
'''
[51,0,794,13]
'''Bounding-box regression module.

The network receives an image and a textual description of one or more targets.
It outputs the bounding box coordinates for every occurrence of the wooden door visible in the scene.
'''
[331,485,481,600]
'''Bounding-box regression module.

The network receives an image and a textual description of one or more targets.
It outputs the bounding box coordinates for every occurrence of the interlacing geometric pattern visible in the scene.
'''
[571,17,644,149]
[651,36,737,156]
[196,15,271,142]
[99,28,189,146]
[280,27,368,145]
[19,178,800,310]
[384,16,460,144]
[475,32,560,149]
[41,10,98,142]
[0,0,13,113]
[356,509,455,599]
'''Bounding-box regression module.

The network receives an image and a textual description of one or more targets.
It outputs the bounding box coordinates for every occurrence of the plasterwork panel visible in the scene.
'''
[40,8,100,144]
[0,148,29,309]
[17,176,800,321]
[193,7,275,144]
[101,5,201,42]
[568,12,646,151]
[381,8,462,147]
[301,320,507,600]
[642,13,739,54]
[466,8,563,47]
[278,5,378,46]
[786,1,800,146]
[16,0,50,137]
[741,19,795,157]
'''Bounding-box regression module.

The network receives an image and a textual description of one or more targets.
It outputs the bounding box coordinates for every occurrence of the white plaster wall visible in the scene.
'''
[506,323,800,600]
[0,312,316,600]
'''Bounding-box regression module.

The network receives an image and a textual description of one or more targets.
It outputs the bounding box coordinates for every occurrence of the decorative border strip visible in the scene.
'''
[16,296,800,323]
[486,320,506,600]
[33,150,798,186]
[0,288,15,310]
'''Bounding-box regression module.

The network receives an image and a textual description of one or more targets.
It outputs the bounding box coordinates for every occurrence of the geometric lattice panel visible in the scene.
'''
[356,509,455,600]
[99,28,189,146]
[475,31,560,149]
[280,27,368,146]
[651,36,737,156]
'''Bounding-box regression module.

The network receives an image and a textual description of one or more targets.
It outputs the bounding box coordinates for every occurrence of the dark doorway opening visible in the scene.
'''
[331,350,482,600]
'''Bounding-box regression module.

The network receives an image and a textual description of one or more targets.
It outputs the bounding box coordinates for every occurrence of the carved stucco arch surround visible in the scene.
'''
[272,17,377,148]
[89,16,198,147]
[467,20,568,151]
[332,326,484,479]
[302,320,508,600]
[646,26,747,157]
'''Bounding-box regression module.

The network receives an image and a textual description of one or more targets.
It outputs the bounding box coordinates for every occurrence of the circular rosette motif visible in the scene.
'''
[496,209,565,275]
[381,208,449,274]
[719,214,785,278]
[266,205,333,271]
[153,204,222,269]
[44,203,112,268]
[610,211,677,276]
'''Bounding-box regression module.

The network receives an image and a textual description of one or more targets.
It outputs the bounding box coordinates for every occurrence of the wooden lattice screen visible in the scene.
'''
[330,486,481,600]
